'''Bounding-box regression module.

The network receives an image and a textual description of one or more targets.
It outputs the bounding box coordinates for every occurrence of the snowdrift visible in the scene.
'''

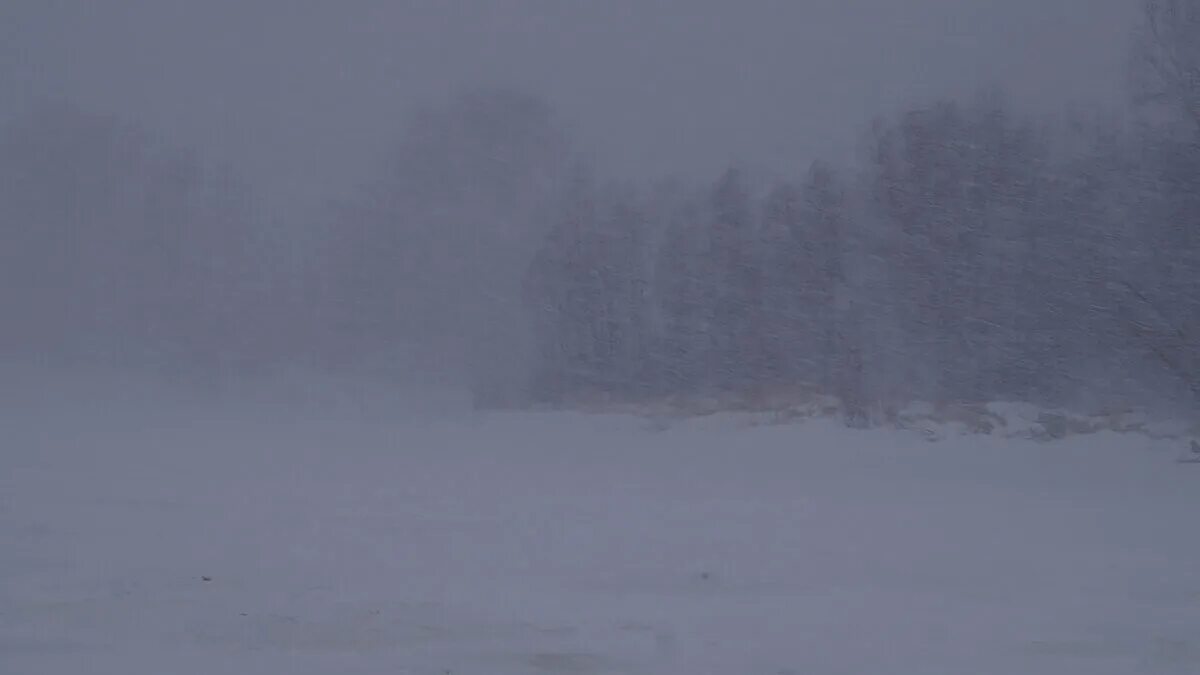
[3,374,1199,675]
[578,391,1199,445]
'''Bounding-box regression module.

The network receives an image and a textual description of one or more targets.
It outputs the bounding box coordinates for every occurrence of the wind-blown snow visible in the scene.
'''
[3,377,1199,675]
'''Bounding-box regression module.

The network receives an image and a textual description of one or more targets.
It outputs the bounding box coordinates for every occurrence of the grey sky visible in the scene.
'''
[5,0,1134,217]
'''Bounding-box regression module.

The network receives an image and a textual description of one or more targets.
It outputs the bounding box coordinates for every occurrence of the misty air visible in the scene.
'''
[2,2,1199,674]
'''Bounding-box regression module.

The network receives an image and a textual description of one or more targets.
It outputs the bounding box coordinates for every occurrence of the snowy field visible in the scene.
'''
[3,373,1200,675]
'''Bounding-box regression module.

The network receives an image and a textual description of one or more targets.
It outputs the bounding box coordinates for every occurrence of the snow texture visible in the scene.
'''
[3,378,1199,675]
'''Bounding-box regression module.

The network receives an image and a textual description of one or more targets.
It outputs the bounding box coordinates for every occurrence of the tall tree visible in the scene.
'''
[524,175,653,402]
[0,103,262,371]
[867,95,1051,402]
[1134,0,1200,137]
[321,88,573,397]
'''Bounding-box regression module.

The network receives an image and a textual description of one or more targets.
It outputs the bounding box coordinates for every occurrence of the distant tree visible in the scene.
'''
[0,103,262,372]
[654,193,715,392]
[799,161,848,390]
[867,94,1052,402]
[0,104,146,355]
[706,168,765,391]
[756,161,849,395]
[1126,2,1200,402]
[758,179,807,385]
[322,88,573,398]
[524,174,653,402]
[1133,0,1200,136]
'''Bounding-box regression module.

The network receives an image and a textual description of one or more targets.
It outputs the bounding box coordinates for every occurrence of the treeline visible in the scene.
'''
[522,95,1198,414]
[0,103,283,377]
[518,1,1200,413]
[1,2,1198,413]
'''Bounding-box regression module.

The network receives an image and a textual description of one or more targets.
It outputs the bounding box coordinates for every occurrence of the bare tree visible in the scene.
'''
[1134,0,1200,135]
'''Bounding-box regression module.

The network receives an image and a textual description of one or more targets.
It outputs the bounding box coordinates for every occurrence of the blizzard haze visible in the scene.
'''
[4,2,1200,674]
[5,0,1133,214]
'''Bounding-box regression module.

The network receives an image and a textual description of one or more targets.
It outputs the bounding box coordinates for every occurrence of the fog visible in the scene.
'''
[7,0,1171,403]
[6,0,1133,216]
[6,3,1200,673]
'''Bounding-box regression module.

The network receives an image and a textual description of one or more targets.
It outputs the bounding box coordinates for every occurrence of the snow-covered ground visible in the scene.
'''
[3,374,1199,674]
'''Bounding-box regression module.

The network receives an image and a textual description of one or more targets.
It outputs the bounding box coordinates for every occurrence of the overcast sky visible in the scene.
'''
[4,0,1135,217]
